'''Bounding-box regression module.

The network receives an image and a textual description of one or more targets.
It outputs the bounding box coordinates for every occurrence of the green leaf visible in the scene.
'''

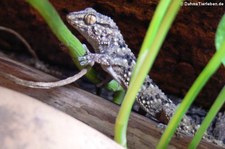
[215,14,225,65]
[114,0,183,147]
[189,85,225,148]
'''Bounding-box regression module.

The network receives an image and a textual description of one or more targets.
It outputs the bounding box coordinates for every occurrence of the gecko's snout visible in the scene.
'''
[66,12,76,22]
[66,12,82,29]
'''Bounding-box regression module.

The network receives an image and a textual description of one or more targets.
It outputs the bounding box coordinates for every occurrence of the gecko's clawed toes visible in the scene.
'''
[79,61,88,66]
[78,56,86,61]
[78,55,94,66]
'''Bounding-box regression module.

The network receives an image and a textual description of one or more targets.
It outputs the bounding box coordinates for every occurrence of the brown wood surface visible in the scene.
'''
[0,55,223,149]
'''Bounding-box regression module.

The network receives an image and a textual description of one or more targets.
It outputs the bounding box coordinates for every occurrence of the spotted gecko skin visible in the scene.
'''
[66,8,225,145]
[66,8,194,133]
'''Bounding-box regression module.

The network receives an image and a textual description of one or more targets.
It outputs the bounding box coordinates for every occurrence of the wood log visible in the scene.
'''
[0,55,222,149]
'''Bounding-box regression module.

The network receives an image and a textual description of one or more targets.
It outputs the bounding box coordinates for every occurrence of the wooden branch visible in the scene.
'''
[0,55,222,149]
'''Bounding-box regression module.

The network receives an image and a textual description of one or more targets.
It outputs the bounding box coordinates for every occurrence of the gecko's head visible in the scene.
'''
[67,8,119,48]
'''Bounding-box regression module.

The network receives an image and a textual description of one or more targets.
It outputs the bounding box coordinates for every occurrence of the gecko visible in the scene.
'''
[66,8,203,135]
[66,7,196,134]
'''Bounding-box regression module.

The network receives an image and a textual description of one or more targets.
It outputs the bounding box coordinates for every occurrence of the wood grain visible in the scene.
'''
[0,55,222,149]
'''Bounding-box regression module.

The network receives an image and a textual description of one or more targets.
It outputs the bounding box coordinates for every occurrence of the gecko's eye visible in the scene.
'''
[84,14,96,25]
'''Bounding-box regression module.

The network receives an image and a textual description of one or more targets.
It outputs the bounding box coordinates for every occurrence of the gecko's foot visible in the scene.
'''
[78,44,94,66]
[156,123,166,133]
[78,54,95,66]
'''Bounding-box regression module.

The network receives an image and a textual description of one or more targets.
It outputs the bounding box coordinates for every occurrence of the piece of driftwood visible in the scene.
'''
[0,55,222,149]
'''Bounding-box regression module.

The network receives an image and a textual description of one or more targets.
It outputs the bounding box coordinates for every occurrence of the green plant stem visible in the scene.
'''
[189,85,225,148]
[215,14,225,66]
[26,0,123,92]
[113,90,126,105]
[114,0,182,147]
[26,0,96,82]
[157,40,225,148]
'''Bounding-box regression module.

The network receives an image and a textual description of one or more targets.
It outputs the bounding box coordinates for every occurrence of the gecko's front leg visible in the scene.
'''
[78,45,128,88]
[79,52,112,66]
[78,44,112,66]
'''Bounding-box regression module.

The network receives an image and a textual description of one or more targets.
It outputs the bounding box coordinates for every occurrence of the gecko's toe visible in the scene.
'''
[79,61,88,66]
[78,55,94,66]
[78,56,86,61]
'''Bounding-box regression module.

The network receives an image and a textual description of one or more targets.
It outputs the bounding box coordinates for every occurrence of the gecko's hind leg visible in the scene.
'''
[96,76,112,88]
